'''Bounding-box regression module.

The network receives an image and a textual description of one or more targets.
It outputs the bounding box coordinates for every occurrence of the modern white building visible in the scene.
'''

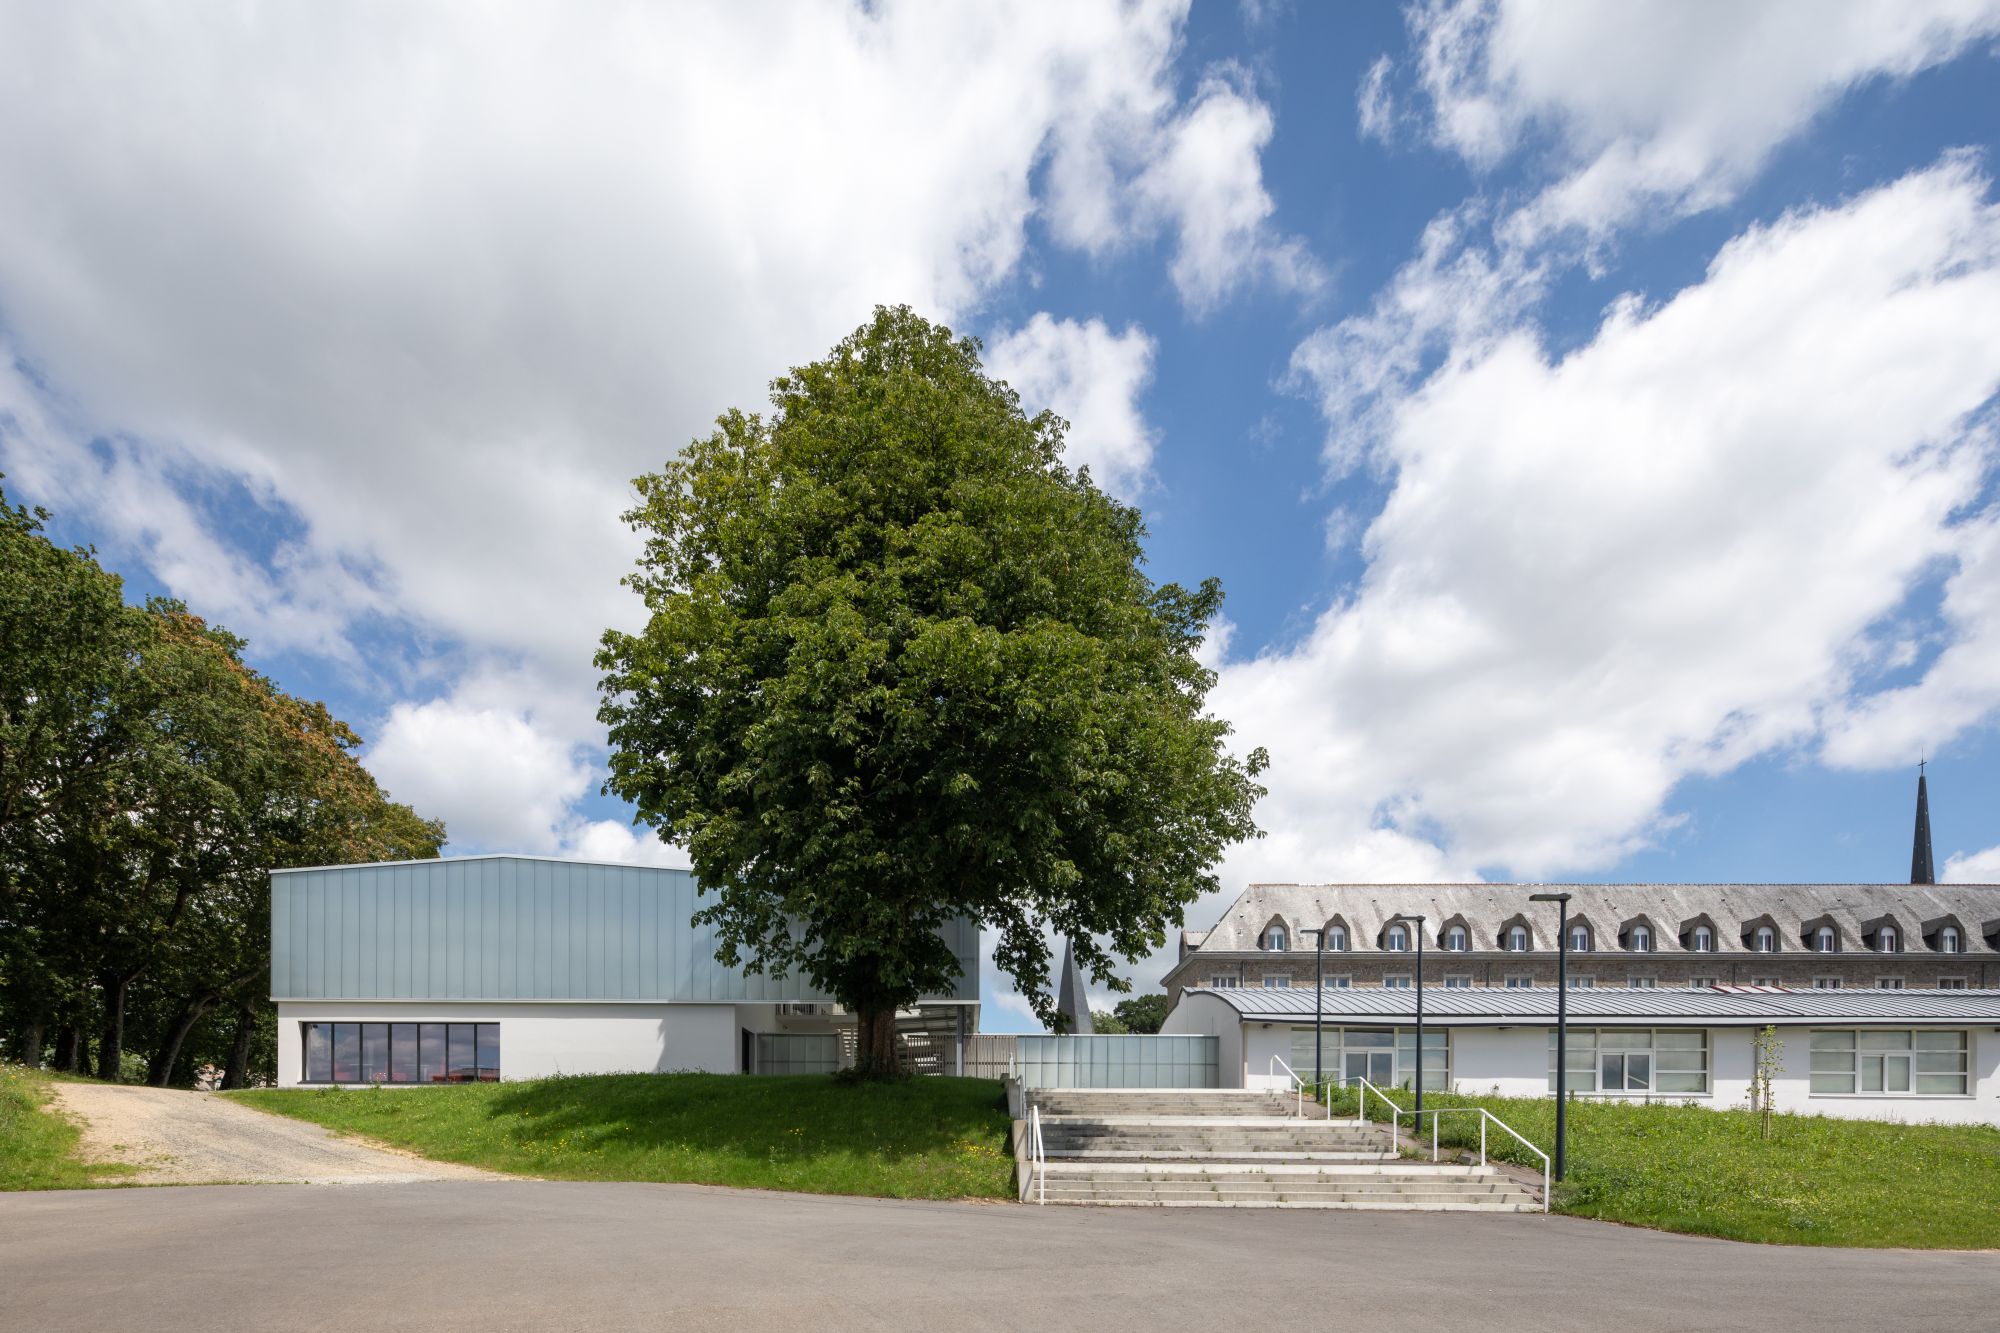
[1161,985,2000,1124]
[270,855,980,1086]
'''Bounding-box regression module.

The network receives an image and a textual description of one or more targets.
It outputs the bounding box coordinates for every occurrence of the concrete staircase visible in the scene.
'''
[1019,1089,1541,1211]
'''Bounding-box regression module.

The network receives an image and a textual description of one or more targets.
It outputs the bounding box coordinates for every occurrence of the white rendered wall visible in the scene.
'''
[1448,1027,1547,1098]
[276,1001,743,1086]
[1160,993,1247,1087]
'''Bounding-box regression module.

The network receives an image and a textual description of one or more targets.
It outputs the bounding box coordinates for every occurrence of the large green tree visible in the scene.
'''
[598,307,1265,1074]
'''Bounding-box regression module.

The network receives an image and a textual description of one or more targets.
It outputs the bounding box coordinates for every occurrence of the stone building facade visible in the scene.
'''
[1161,881,2000,1006]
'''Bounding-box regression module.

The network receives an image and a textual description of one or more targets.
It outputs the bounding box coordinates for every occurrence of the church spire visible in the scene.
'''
[1911,761,1935,885]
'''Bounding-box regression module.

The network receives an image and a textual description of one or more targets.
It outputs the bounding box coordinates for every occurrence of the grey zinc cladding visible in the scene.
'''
[1185,985,2000,1026]
[270,856,980,1003]
[1191,882,2000,955]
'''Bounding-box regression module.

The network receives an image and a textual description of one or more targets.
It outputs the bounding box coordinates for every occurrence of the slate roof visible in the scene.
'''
[1186,882,2000,956]
[1183,985,2000,1027]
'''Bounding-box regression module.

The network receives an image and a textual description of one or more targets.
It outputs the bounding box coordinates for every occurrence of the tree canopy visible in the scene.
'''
[0,479,443,1085]
[598,306,1265,1072]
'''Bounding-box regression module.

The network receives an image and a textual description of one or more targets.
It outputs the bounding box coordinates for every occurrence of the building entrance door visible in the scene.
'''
[1344,1049,1393,1087]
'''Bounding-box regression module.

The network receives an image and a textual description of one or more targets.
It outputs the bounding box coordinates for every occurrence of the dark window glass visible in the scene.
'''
[475,1024,500,1081]
[390,1024,418,1083]
[447,1024,475,1082]
[361,1024,390,1083]
[304,1024,332,1083]
[331,1023,360,1083]
[420,1023,446,1083]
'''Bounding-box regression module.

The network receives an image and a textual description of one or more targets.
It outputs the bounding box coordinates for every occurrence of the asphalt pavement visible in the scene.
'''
[2,1181,1994,1331]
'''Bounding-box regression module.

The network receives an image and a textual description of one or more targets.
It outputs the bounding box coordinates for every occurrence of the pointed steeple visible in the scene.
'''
[1056,938,1093,1036]
[1910,761,1935,885]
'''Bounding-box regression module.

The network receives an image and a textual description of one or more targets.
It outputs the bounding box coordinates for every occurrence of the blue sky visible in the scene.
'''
[4,2,2000,1031]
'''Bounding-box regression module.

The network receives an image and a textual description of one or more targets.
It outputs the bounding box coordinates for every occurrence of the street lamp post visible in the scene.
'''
[1391,913,1427,1116]
[1530,892,1572,1182]
[1302,927,1325,1088]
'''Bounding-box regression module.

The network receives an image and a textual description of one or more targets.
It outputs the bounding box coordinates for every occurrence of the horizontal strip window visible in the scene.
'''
[1548,1028,1707,1096]
[303,1022,498,1084]
[1808,1029,1967,1096]
[752,1032,840,1075]
[1288,1025,1449,1092]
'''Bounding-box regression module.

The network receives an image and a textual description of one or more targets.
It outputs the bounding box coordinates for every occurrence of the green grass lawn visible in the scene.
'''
[1318,1083,2000,1248]
[231,1073,1015,1200]
[0,1064,137,1190]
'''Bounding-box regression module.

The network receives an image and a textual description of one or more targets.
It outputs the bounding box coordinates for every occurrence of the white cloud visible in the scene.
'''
[1135,71,1324,312]
[985,314,1158,498]
[1943,843,2000,882]
[1237,160,2000,881]
[1402,0,2000,238]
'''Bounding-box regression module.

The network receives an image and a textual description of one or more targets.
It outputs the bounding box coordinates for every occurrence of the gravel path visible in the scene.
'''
[47,1083,502,1185]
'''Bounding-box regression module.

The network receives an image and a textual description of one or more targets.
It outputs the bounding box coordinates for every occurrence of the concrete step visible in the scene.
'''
[1028,1092,1299,1119]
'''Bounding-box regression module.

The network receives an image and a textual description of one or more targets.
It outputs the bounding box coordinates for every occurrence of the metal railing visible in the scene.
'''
[1318,1076,1550,1213]
[1266,1055,1310,1118]
[1028,1102,1047,1205]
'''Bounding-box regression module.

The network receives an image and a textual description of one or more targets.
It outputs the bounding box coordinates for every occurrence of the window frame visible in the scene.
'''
[1502,974,1534,989]
[1813,976,1842,990]
[1260,974,1291,989]
[1690,926,1713,953]
[1381,974,1413,989]
[1809,1028,1969,1098]
[301,1020,499,1085]
[1548,1027,1709,1097]
[1442,974,1474,989]
[1753,926,1776,953]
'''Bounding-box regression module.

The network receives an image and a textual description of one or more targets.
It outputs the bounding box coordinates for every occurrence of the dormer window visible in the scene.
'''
[1629,925,1652,952]
[1815,926,1836,953]
[1507,926,1529,952]
[1385,925,1409,952]
[1939,926,1960,954]
[1569,926,1590,953]
[1327,925,1348,951]
[1264,925,1288,951]
[1691,926,1713,953]
[1876,926,1898,954]
[1754,927,1775,953]
[1445,926,1468,951]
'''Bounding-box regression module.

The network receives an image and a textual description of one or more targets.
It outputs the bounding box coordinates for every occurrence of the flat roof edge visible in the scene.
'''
[270,853,696,876]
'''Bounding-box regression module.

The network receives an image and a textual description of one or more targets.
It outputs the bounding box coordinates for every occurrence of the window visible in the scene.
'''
[1691,926,1713,952]
[1385,925,1409,952]
[1445,926,1469,951]
[1753,926,1776,952]
[1627,977,1656,989]
[1261,975,1291,989]
[1209,975,1240,989]
[1443,975,1473,988]
[1938,977,1968,990]
[1810,1030,1967,1096]
[302,1022,498,1084]
[1503,975,1534,989]
[1628,925,1653,952]
[1507,926,1529,952]
[1876,977,1903,990]
[1750,976,1781,987]
[1569,926,1590,952]
[1264,925,1288,951]
[1813,977,1841,990]
[1938,926,1961,953]
[1323,976,1352,989]
[1550,1029,1707,1095]
[1568,976,1595,988]
[1815,926,1837,953]
[1382,974,1412,989]
[1876,926,1898,953]
[754,1033,840,1075]
[1688,977,1717,988]
[1327,925,1349,951]
[1289,1025,1449,1093]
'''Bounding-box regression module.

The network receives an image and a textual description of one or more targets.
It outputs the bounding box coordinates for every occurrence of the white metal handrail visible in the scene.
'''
[1028,1103,1046,1206]
[1403,1106,1551,1213]
[1337,1074,1407,1130]
[1267,1054,1309,1118]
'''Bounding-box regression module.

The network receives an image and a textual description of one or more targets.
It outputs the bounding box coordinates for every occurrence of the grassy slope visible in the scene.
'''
[232,1073,1014,1200]
[0,1064,135,1190]
[1320,1084,2000,1248]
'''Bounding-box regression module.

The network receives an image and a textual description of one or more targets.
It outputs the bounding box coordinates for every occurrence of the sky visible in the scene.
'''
[4,1,2000,1033]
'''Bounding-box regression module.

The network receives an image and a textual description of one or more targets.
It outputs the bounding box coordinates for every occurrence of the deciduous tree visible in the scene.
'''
[599,307,1265,1075]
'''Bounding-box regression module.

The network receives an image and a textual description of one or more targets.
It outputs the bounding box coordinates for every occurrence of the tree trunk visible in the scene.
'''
[96,974,130,1081]
[221,1001,256,1090]
[17,1009,47,1068]
[53,1024,80,1073]
[853,1006,901,1079]
[147,994,216,1087]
